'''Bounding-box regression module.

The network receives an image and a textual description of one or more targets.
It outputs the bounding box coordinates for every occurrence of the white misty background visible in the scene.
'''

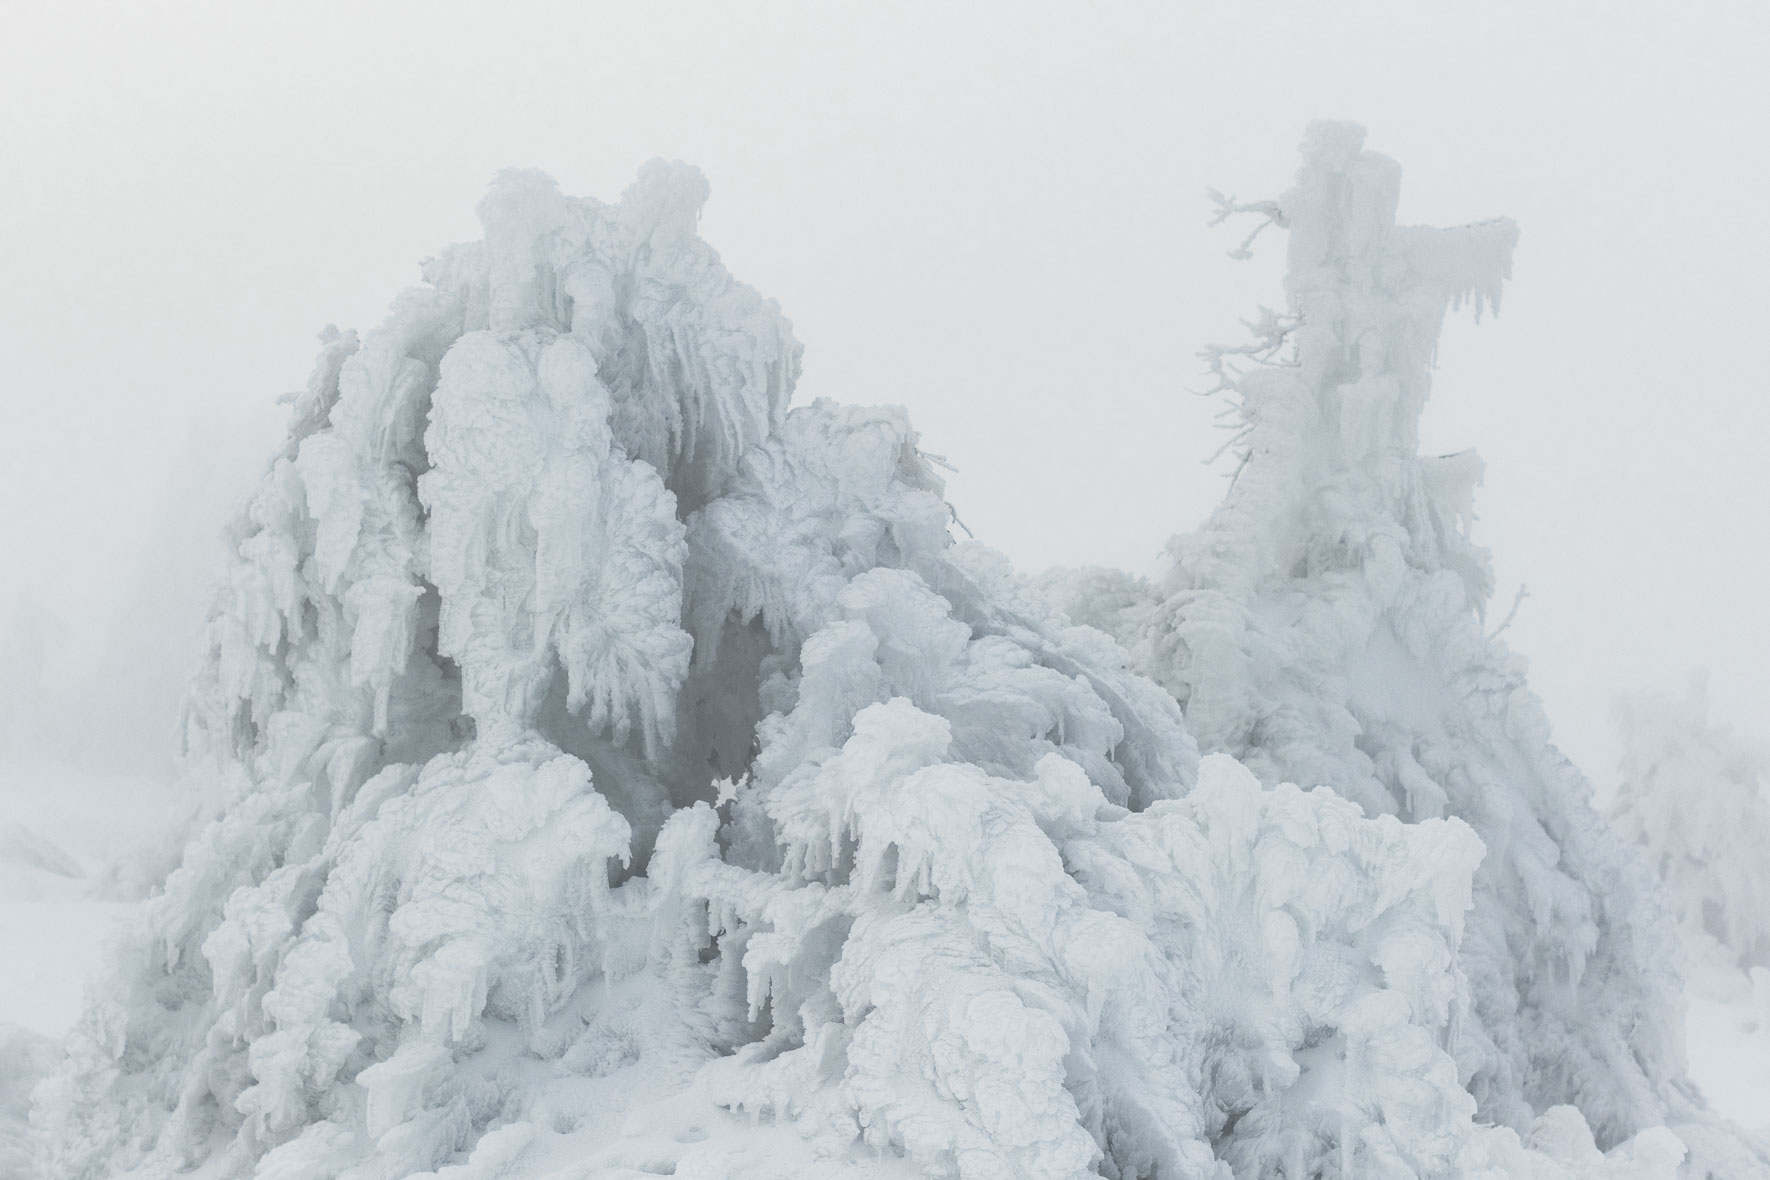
[1,1,1766,782]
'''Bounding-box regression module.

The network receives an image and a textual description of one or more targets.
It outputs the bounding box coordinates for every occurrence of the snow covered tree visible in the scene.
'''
[1,1024,57,1178]
[30,160,1197,1180]
[1061,120,1731,1164]
[32,130,1759,1179]
[1612,677,1770,970]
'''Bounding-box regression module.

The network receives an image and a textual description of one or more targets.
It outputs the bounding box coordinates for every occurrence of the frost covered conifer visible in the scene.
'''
[1612,678,1770,970]
[32,130,1762,1179]
[1053,121,1757,1170]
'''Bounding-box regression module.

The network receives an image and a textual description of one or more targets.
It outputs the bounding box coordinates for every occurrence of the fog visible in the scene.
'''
[2,0,1765,785]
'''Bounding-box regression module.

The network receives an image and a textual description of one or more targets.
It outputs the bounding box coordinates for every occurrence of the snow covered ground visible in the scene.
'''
[1683,932,1770,1135]
[0,763,185,1029]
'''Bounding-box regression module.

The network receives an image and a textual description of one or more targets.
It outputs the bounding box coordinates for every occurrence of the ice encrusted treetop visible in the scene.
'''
[32,126,1763,1180]
[1184,120,1517,603]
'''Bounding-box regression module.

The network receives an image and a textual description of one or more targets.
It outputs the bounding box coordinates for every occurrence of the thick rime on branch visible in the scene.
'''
[33,126,1765,1179]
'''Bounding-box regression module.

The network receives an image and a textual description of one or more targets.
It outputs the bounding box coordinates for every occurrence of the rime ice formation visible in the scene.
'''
[31,128,1764,1178]
[1047,122,1764,1173]
[1612,680,1770,971]
[1100,121,1692,1145]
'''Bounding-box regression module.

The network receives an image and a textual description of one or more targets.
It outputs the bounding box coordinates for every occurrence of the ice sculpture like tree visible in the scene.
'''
[1121,122,1688,1147]
[33,129,1760,1180]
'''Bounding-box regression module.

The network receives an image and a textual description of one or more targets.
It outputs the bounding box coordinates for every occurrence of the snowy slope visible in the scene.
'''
[0,762,185,1030]
[1682,934,1770,1136]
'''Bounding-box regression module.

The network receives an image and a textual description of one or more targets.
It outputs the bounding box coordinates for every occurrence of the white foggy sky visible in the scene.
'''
[1,1,1766,782]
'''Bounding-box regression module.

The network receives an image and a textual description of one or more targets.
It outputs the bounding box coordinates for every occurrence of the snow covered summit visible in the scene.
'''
[31,125,1764,1179]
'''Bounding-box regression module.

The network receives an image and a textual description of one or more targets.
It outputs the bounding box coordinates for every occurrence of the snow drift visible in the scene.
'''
[31,125,1765,1179]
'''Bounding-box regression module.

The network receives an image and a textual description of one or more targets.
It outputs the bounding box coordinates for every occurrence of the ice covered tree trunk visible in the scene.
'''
[1123,122,1687,1148]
